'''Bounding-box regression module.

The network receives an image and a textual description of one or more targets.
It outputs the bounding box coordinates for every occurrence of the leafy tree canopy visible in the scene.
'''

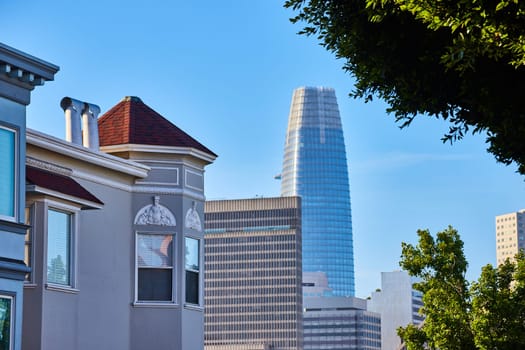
[399,226,525,350]
[284,0,525,174]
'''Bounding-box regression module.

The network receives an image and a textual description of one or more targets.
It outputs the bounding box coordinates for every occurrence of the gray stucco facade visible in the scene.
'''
[22,96,215,349]
[0,43,58,350]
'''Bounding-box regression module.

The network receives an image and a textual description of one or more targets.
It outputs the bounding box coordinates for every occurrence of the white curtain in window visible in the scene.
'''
[138,234,172,268]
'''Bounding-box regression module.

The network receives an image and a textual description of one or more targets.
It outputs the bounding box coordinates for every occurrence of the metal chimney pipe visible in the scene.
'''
[60,97,83,145]
[81,102,101,150]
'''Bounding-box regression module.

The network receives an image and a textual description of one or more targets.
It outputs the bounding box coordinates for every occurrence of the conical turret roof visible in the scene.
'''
[98,96,216,157]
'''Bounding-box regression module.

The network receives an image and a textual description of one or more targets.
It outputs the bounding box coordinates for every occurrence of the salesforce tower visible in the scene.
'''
[280,86,355,296]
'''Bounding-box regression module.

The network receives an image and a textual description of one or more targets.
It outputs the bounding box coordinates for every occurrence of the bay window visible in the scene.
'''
[137,233,174,302]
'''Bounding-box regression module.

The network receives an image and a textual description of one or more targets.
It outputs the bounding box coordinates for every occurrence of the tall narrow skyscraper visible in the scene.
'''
[281,86,354,296]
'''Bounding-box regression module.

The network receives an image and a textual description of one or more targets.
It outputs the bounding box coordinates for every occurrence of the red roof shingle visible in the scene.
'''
[97,96,216,156]
[26,167,103,206]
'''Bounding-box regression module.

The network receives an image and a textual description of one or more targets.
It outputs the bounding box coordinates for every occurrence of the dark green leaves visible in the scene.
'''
[285,0,525,174]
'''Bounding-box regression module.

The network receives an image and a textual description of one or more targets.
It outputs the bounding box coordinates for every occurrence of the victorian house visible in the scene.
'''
[23,95,216,349]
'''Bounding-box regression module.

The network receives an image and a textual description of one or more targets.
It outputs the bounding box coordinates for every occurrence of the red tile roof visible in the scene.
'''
[98,96,216,156]
[26,166,103,206]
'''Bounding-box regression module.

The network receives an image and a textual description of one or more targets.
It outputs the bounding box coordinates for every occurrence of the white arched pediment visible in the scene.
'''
[134,196,176,226]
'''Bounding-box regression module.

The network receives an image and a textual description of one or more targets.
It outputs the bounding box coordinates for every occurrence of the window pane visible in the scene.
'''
[138,269,172,301]
[185,270,199,304]
[185,237,199,304]
[0,128,15,218]
[185,237,199,271]
[0,296,12,350]
[47,209,71,285]
[138,234,172,267]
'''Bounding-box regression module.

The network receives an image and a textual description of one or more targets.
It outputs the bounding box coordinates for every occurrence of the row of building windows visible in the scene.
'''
[205,234,296,245]
[206,208,299,219]
[205,286,298,296]
[206,261,298,272]
[206,242,297,254]
[205,295,299,305]
[205,278,297,289]
[205,268,297,280]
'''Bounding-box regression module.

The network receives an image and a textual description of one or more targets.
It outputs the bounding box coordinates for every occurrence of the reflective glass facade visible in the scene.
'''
[281,87,354,296]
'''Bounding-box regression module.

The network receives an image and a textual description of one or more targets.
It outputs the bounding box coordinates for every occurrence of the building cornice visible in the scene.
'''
[100,144,217,164]
[0,42,59,104]
[0,43,59,81]
[27,128,150,179]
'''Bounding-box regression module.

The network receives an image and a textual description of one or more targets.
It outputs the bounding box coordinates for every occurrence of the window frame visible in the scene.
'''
[0,124,18,222]
[45,201,79,292]
[24,205,35,285]
[135,232,176,305]
[184,235,202,307]
[0,294,14,350]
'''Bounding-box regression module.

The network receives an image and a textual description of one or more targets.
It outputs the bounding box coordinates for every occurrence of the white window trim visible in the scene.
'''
[0,294,14,350]
[184,234,203,307]
[0,124,18,223]
[134,231,178,306]
[44,199,80,293]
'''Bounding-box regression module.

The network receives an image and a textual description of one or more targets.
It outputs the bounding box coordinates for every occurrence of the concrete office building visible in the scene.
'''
[367,271,424,350]
[23,96,216,349]
[495,210,525,266]
[280,86,354,296]
[0,43,58,350]
[303,296,381,350]
[204,197,303,350]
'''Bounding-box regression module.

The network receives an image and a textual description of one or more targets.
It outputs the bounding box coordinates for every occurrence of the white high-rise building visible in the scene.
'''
[495,209,525,266]
[367,271,424,350]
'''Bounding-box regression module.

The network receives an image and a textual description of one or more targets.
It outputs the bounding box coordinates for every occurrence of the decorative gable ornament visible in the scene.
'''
[135,196,176,226]
[185,201,202,232]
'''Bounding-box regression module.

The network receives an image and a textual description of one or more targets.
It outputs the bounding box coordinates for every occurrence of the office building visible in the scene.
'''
[204,197,303,350]
[280,86,354,296]
[23,96,216,350]
[367,271,424,350]
[303,296,381,350]
[495,210,525,265]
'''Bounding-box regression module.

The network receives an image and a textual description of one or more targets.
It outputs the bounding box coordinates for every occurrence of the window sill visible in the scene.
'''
[132,302,180,309]
[45,283,79,294]
[184,303,203,311]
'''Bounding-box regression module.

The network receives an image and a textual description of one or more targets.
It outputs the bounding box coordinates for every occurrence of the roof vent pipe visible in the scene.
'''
[60,97,83,145]
[82,102,100,150]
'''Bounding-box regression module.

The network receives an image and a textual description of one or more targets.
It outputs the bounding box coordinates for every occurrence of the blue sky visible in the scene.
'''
[4,1,525,298]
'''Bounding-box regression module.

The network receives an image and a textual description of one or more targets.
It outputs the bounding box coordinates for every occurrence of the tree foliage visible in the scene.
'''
[398,226,525,349]
[284,0,525,174]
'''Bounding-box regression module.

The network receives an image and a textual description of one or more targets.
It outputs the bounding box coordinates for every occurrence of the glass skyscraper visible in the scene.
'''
[280,86,354,296]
